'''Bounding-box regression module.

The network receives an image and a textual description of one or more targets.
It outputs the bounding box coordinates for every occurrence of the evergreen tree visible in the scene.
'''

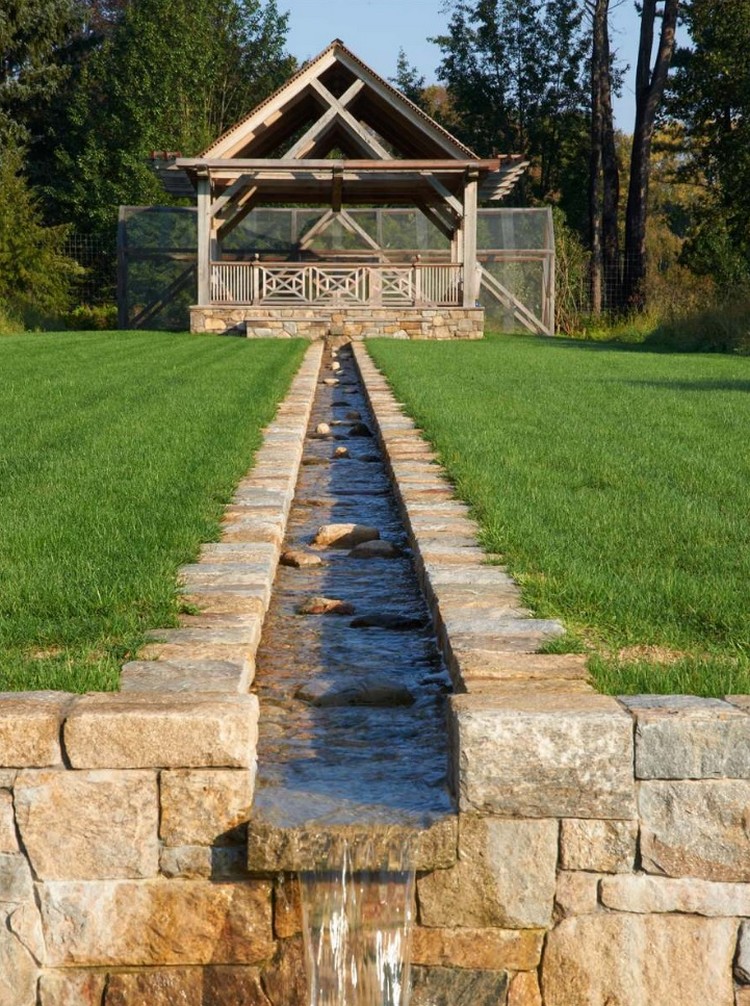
[390,49,426,107]
[45,0,295,235]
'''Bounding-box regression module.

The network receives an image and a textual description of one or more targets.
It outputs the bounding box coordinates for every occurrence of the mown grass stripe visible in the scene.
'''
[0,331,305,693]
[367,333,750,696]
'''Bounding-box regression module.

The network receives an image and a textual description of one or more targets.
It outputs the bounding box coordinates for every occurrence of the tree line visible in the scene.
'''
[1,0,748,330]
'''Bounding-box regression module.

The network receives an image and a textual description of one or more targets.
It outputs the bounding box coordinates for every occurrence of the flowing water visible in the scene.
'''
[251,343,453,1004]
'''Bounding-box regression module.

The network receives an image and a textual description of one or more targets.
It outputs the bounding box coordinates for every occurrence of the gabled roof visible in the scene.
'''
[199,39,479,163]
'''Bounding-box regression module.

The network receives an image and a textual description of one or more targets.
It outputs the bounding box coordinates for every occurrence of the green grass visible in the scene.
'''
[0,331,305,693]
[368,333,750,696]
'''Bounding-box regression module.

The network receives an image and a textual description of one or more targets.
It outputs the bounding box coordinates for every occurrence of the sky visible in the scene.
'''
[280,0,673,131]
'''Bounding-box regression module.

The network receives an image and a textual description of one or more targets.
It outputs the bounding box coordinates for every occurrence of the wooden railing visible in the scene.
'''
[210,262,463,307]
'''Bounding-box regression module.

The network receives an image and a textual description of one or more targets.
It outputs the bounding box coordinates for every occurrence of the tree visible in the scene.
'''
[0,144,81,325]
[432,1,589,217]
[45,0,295,235]
[622,0,680,307]
[0,0,82,145]
[668,0,750,285]
[390,49,426,106]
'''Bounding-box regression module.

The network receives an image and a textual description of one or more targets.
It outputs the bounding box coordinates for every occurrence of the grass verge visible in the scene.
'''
[367,333,750,696]
[0,331,305,692]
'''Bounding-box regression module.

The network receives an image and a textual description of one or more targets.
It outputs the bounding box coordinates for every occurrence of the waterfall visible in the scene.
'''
[299,836,416,1006]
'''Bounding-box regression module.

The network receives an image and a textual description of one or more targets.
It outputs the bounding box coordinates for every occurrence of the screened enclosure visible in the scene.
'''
[118,206,554,334]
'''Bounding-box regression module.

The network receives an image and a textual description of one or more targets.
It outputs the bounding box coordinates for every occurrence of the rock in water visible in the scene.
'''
[297,597,356,616]
[280,550,323,569]
[348,540,401,559]
[312,524,380,549]
[323,378,339,386]
[333,446,350,459]
[295,677,415,707]
[345,410,362,421]
[331,361,341,371]
[348,422,373,438]
[315,422,331,436]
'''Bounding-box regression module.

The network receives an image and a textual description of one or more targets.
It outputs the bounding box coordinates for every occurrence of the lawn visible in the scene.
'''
[367,333,750,696]
[0,331,305,693]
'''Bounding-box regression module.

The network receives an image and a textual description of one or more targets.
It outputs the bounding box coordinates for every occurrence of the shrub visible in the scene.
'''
[62,304,118,330]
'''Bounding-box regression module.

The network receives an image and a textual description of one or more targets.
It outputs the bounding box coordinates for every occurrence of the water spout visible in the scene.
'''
[299,835,415,1006]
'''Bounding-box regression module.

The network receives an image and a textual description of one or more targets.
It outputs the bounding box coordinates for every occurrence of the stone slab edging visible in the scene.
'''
[352,344,750,819]
[0,341,323,772]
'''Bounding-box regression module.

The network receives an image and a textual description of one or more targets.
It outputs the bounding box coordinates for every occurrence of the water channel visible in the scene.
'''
[251,344,454,1005]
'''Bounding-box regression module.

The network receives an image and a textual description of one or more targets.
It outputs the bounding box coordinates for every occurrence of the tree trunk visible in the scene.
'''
[623,0,680,309]
[601,18,620,309]
[589,0,608,316]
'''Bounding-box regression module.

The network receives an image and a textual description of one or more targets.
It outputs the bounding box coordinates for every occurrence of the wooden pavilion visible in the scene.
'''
[160,40,528,339]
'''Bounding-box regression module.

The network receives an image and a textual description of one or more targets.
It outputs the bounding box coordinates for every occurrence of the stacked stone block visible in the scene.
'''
[189,305,485,340]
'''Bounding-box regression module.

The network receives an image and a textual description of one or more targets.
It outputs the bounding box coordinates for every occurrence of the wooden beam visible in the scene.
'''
[298,208,336,251]
[196,171,211,306]
[216,188,260,242]
[415,200,456,242]
[180,157,502,172]
[211,174,255,217]
[309,78,392,159]
[424,172,464,217]
[462,170,479,307]
[331,164,343,212]
[338,209,385,255]
[283,79,364,159]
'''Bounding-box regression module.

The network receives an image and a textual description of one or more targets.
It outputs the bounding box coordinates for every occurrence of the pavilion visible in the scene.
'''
[160,39,528,339]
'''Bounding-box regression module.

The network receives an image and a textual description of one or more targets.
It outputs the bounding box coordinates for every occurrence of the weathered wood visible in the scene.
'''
[196,172,211,306]
[283,79,365,159]
[462,171,479,307]
[308,78,392,159]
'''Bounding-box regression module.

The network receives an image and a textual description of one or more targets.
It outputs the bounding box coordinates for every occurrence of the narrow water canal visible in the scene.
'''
[252,344,453,831]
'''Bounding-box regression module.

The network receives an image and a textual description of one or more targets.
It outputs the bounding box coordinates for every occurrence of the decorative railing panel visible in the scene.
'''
[210,262,463,307]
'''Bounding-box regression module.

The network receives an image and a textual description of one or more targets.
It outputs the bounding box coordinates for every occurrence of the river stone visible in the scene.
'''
[410,966,508,1006]
[160,768,255,846]
[601,873,750,916]
[63,693,258,770]
[541,914,736,1006]
[0,692,71,767]
[333,446,350,458]
[560,818,637,873]
[736,920,750,983]
[0,925,37,1006]
[297,596,356,616]
[450,692,635,818]
[621,694,750,779]
[294,676,415,708]
[38,971,107,1006]
[507,972,543,1006]
[350,613,428,630]
[280,549,323,568]
[331,361,341,371]
[639,780,750,881]
[322,378,339,386]
[0,792,16,854]
[14,769,158,880]
[315,422,331,435]
[348,540,401,559]
[312,523,380,548]
[417,816,558,928]
[411,927,543,971]
[348,422,373,437]
[40,879,274,966]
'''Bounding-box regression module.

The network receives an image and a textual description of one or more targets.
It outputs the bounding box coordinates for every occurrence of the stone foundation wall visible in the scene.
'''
[1,341,749,1006]
[190,305,485,341]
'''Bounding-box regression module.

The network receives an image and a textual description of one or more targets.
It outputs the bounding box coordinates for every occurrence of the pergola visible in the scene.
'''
[160,40,528,335]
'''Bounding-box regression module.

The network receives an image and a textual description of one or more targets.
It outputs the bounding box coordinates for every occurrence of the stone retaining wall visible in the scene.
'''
[354,342,750,1006]
[2,338,750,1005]
[190,305,485,341]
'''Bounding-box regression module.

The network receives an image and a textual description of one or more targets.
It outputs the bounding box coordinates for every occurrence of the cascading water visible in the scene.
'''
[299,836,415,1006]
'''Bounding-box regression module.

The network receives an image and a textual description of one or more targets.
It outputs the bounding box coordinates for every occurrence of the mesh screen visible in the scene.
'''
[119,206,553,331]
